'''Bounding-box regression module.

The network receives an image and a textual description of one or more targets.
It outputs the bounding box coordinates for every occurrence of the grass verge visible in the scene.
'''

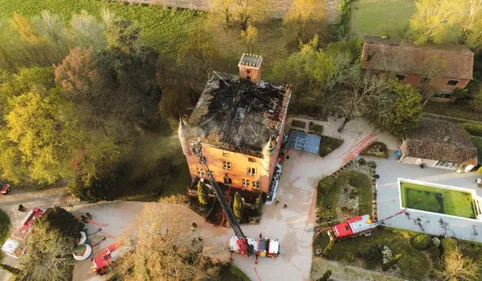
[400,181,475,219]
[319,136,344,157]
[424,101,482,122]
[463,122,482,137]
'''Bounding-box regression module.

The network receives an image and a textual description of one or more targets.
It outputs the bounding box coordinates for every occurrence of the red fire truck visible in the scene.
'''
[91,240,134,275]
[229,233,280,263]
[327,214,378,241]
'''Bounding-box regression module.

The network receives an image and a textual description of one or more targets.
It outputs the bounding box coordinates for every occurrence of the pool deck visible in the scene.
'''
[371,154,482,243]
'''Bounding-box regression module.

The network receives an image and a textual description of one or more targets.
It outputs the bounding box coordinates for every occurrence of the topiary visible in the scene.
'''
[197,180,208,205]
[411,234,432,250]
[233,192,243,219]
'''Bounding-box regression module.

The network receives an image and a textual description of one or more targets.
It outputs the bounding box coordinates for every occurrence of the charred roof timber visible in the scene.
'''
[187,72,289,158]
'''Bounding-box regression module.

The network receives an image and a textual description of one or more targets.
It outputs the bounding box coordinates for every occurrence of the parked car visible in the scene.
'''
[0,182,11,195]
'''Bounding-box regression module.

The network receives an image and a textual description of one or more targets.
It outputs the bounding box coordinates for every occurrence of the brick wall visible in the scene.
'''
[399,73,470,93]
[108,0,341,23]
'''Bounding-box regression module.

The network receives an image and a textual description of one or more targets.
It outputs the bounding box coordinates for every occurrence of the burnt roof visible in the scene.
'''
[361,37,474,80]
[188,73,288,157]
[405,119,477,165]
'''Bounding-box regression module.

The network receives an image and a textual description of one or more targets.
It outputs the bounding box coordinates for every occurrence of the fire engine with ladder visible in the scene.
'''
[191,141,280,263]
[315,208,408,241]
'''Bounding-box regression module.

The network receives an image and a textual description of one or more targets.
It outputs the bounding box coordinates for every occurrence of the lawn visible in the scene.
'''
[400,181,476,219]
[313,228,430,281]
[219,264,251,281]
[350,0,417,39]
[317,170,372,222]
[0,0,204,60]
[424,101,482,122]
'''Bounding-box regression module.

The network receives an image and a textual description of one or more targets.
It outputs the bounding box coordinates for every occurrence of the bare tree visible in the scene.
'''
[335,64,387,132]
[114,204,222,281]
[442,246,479,281]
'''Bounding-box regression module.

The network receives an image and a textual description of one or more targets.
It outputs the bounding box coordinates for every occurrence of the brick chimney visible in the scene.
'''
[238,53,263,85]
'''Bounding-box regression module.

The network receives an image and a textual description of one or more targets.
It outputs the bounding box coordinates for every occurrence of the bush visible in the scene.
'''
[411,234,431,250]
[309,122,324,136]
[317,176,336,192]
[319,136,344,157]
[463,123,482,137]
[69,172,119,203]
[197,181,208,205]
[382,253,402,271]
[367,161,377,169]
[159,194,188,204]
[233,192,243,219]
[441,238,458,256]
[358,158,366,165]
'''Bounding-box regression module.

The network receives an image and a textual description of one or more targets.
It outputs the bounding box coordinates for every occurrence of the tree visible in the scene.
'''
[442,247,479,281]
[283,0,326,41]
[456,0,482,47]
[409,0,459,44]
[470,88,482,112]
[331,61,387,132]
[198,180,208,205]
[209,0,268,30]
[178,26,219,81]
[69,10,107,50]
[114,203,222,281]
[240,24,258,53]
[272,36,334,106]
[55,47,110,136]
[233,191,243,219]
[19,207,83,281]
[365,80,423,137]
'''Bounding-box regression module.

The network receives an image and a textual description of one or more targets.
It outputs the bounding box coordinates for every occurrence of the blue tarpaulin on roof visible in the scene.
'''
[287,130,321,154]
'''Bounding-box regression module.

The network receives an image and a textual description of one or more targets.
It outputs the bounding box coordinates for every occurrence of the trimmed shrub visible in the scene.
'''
[360,142,388,158]
[309,122,324,136]
[319,136,344,157]
[367,161,377,169]
[440,238,458,256]
[233,192,243,219]
[411,234,431,250]
[197,180,208,205]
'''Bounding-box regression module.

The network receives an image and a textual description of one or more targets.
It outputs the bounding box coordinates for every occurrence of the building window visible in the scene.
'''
[197,168,205,177]
[252,181,260,189]
[222,161,232,171]
[420,77,430,83]
[224,177,232,185]
[222,152,230,157]
[395,74,405,81]
[242,178,250,188]
[247,167,256,176]
[447,80,458,86]
[248,157,255,163]
[247,70,251,74]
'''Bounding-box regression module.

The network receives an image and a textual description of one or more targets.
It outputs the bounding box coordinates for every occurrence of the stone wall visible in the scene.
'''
[108,0,341,24]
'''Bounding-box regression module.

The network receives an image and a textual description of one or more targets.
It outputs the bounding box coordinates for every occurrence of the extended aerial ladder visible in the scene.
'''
[191,142,254,257]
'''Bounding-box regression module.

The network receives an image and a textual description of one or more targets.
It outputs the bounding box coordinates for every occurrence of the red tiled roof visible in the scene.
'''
[361,37,474,80]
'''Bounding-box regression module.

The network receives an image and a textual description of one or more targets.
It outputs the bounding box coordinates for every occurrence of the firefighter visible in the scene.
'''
[191,222,197,231]
[274,199,280,205]
[18,204,27,212]
[283,204,288,209]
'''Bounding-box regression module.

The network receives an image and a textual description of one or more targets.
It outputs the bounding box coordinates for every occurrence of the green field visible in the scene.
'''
[400,182,476,219]
[0,0,204,60]
[350,0,417,38]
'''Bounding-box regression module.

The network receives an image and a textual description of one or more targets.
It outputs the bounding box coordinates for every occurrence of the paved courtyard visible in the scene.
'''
[372,155,482,243]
